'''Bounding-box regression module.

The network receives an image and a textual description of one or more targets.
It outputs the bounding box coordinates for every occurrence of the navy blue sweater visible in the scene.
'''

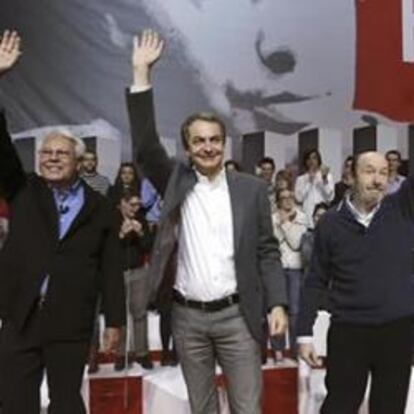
[298,176,414,336]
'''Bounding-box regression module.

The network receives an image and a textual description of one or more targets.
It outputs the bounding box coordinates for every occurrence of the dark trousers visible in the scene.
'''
[321,317,413,414]
[0,309,89,414]
[160,308,173,352]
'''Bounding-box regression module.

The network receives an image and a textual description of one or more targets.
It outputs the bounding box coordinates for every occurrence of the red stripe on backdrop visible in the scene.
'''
[354,0,414,121]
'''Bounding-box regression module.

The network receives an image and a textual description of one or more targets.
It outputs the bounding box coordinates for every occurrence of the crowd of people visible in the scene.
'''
[1,28,414,414]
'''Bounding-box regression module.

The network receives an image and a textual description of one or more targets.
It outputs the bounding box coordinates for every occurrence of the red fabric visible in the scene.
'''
[217,366,298,414]
[0,199,8,219]
[89,377,142,414]
[354,0,414,121]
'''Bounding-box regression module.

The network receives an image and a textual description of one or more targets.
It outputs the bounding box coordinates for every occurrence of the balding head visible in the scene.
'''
[351,151,389,211]
[352,151,387,175]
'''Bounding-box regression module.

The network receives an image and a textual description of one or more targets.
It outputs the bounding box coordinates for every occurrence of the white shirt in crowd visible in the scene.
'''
[272,208,308,269]
[175,169,237,301]
[294,171,334,226]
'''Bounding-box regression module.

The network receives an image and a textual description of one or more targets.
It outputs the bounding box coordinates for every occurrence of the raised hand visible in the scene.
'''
[132,29,164,87]
[0,30,21,76]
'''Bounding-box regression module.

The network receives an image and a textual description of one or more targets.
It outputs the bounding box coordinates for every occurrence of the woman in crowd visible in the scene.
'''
[275,169,294,191]
[108,162,141,207]
[271,188,308,361]
[115,189,154,370]
[294,149,334,226]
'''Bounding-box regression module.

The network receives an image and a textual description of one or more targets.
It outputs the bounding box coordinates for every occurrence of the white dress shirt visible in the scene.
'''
[174,169,237,301]
[294,171,334,227]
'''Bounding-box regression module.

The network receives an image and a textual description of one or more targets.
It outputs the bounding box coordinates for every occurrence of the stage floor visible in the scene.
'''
[38,358,414,414]
[37,311,414,413]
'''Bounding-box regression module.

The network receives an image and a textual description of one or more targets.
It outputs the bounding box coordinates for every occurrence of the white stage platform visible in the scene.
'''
[37,311,414,413]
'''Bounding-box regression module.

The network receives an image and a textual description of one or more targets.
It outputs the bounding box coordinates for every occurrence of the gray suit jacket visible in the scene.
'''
[126,89,287,342]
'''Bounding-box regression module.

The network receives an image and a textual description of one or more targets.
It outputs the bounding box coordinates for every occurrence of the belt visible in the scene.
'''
[173,290,239,312]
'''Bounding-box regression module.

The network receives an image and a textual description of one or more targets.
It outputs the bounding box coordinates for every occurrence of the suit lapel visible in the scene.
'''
[227,171,244,252]
[31,175,59,242]
[162,164,197,218]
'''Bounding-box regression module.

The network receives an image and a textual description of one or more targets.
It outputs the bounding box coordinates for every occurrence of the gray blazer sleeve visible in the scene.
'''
[256,182,288,310]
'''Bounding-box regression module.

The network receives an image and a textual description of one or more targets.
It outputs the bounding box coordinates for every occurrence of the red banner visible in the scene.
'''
[354,0,414,121]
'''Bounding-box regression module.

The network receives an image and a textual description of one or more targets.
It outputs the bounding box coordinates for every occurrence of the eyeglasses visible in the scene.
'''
[39,149,72,159]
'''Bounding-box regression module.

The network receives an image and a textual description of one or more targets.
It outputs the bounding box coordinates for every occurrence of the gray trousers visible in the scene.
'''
[172,303,262,414]
[118,267,149,357]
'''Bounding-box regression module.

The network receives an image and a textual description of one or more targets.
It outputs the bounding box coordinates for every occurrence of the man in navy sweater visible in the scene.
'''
[298,151,414,414]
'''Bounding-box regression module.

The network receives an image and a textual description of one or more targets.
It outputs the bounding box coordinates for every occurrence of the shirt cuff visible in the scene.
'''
[297,336,313,344]
[130,84,152,94]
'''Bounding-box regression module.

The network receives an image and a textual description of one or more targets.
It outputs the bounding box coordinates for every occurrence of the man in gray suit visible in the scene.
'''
[126,30,288,414]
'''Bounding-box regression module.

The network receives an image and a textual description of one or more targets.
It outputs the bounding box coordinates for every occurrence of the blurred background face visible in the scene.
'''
[305,151,321,172]
[278,189,295,211]
[386,152,401,174]
[275,177,289,191]
[275,170,292,191]
[120,196,140,219]
[82,152,97,174]
[38,135,80,187]
[120,166,136,186]
[353,152,389,208]
[259,162,275,184]
[343,158,353,177]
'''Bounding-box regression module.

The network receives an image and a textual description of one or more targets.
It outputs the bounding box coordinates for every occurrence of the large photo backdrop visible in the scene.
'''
[0,0,413,161]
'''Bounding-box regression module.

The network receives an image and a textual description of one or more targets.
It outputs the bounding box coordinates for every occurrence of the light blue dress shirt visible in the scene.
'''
[39,180,85,298]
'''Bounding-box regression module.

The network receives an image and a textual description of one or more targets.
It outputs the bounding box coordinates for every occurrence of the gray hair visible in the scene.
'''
[40,129,86,159]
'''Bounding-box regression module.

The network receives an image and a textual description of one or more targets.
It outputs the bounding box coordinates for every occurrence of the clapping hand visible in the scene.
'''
[120,218,143,238]
[320,165,330,181]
